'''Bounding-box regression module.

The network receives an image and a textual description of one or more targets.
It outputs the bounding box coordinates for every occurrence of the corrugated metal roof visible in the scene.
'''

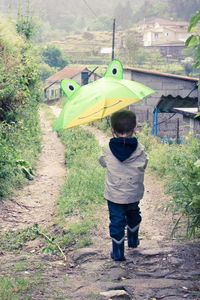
[155,95,198,113]
[46,65,88,82]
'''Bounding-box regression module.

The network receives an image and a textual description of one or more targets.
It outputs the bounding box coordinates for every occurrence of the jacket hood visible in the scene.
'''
[109,137,138,162]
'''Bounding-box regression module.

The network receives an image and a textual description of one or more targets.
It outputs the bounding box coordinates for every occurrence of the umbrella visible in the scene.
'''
[53,60,156,130]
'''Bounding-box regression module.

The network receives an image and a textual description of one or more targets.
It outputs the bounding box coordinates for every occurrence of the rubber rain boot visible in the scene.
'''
[110,239,125,261]
[127,227,140,248]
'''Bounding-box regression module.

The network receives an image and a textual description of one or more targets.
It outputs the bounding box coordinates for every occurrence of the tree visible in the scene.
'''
[185,9,200,114]
[114,1,133,29]
[88,14,112,31]
[124,32,142,65]
[16,0,36,40]
[41,45,68,69]
[168,0,200,21]
[185,10,200,69]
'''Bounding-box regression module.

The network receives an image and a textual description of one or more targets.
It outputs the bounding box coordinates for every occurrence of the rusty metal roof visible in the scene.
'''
[124,66,199,82]
[46,65,89,82]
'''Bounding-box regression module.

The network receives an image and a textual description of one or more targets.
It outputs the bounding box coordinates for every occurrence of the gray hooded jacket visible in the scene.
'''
[99,137,148,204]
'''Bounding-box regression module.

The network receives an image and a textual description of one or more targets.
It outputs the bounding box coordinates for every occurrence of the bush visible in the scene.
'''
[138,126,200,237]
[0,100,41,198]
[0,102,41,198]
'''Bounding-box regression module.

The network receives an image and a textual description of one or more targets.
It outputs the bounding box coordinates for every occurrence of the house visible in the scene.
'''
[123,66,199,138]
[44,65,100,101]
[172,108,200,136]
[137,17,190,58]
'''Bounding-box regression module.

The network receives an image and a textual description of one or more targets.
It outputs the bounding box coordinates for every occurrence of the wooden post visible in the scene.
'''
[112,19,115,61]
[176,118,179,144]
[146,108,149,126]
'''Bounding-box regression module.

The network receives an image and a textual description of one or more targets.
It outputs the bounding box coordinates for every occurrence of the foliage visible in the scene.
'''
[124,32,143,65]
[0,19,40,122]
[16,0,36,40]
[113,1,133,29]
[56,126,105,217]
[168,0,200,21]
[37,62,56,81]
[185,9,200,70]
[88,14,112,31]
[0,18,41,197]
[0,276,32,299]
[0,100,41,197]
[33,224,67,260]
[41,44,68,69]
[132,0,169,23]
[138,127,200,237]
[165,136,200,237]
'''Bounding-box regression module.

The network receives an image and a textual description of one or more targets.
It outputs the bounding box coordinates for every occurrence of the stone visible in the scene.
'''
[106,268,127,280]
[72,248,99,262]
[100,290,132,299]
[138,248,163,256]
[167,256,183,266]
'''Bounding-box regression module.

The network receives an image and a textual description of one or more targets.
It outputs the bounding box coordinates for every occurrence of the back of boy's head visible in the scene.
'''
[111,110,136,136]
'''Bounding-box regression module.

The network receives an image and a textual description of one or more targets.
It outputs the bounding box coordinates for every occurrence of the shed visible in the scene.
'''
[44,65,100,101]
[123,66,199,138]
[172,108,200,136]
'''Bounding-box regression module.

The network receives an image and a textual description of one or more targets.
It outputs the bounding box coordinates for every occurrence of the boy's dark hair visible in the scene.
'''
[111,110,136,135]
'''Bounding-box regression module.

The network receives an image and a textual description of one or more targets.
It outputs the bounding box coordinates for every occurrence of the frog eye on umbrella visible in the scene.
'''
[111,65,119,76]
[60,79,81,99]
[67,83,75,91]
[104,59,123,79]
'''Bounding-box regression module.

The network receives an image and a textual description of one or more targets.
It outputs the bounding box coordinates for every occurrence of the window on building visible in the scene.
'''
[81,72,89,85]
[154,33,159,38]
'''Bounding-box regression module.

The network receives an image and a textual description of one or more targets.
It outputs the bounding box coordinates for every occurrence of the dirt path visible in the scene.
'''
[0,108,66,231]
[0,105,199,300]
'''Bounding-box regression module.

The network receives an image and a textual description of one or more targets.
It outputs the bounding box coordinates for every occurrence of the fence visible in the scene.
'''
[131,107,183,139]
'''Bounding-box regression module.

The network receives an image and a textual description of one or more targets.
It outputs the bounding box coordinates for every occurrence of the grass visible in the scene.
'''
[0,264,45,300]
[40,103,106,253]
[0,227,37,251]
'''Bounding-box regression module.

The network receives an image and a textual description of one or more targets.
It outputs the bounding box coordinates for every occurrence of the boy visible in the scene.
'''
[99,110,148,261]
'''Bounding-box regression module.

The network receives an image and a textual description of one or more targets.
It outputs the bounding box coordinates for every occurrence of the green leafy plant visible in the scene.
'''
[16,159,34,180]
[32,224,67,261]
[138,126,200,237]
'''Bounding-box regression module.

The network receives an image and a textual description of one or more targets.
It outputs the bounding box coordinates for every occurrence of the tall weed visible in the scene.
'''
[0,101,41,198]
[139,127,200,237]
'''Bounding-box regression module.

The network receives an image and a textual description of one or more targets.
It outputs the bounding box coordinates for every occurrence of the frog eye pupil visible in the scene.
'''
[112,68,117,75]
[69,85,74,91]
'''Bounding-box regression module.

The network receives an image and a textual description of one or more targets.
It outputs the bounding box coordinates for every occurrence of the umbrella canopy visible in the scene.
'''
[53,60,156,130]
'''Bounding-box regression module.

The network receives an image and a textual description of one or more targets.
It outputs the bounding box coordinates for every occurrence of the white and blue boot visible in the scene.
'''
[127,225,140,248]
[110,238,126,261]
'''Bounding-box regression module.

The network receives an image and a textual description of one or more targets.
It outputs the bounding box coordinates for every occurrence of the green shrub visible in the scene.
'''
[165,136,200,236]
[0,101,41,198]
[138,127,200,237]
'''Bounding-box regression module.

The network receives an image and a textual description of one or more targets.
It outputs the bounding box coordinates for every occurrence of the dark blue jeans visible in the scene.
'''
[107,200,142,243]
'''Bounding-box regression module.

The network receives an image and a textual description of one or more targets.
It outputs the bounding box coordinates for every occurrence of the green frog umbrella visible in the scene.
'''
[53,59,156,130]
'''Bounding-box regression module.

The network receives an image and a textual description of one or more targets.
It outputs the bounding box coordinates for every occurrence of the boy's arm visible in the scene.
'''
[98,148,107,168]
[144,155,149,169]
[98,155,107,168]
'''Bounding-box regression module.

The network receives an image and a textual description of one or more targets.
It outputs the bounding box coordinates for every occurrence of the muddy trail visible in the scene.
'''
[0,106,200,300]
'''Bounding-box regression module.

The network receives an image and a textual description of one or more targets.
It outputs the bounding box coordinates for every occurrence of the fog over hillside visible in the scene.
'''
[0,0,200,34]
